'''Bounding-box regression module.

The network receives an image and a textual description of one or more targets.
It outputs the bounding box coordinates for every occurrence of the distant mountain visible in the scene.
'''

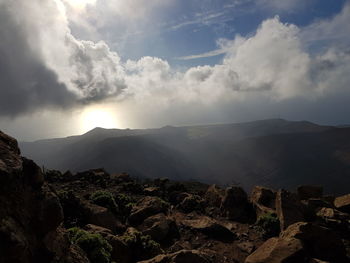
[20,119,350,194]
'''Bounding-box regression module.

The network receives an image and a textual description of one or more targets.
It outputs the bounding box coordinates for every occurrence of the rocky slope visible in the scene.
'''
[1,130,350,263]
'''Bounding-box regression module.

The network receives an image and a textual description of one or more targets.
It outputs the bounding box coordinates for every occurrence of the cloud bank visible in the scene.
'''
[0,0,350,128]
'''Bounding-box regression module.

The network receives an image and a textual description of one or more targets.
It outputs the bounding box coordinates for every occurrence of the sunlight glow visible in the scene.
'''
[64,0,96,9]
[81,107,118,132]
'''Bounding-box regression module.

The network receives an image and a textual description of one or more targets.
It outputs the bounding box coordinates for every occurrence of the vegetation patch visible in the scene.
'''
[91,190,119,214]
[119,230,163,261]
[256,212,280,238]
[68,227,112,263]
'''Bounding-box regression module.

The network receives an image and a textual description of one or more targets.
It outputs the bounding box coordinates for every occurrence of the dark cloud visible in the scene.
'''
[0,5,77,116]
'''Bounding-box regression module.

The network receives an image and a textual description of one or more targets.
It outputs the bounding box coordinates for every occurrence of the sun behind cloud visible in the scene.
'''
[81,106,118,132]
[63,0,96,9]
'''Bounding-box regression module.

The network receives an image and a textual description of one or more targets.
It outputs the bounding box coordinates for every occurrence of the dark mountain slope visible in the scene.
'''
[20,119,350,193]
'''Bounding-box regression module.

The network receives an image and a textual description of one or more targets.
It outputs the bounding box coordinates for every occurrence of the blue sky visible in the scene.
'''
[74,0,347,68]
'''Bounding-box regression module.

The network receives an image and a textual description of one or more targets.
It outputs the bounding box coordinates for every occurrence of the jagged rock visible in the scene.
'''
[245,237,305,263]
[251,186,276,217]
[297,185,323,200]
[221,186,254,222]
[144,187,162,196]
[204,184,224,207]
[0,131,72,263]
[334,194,350,213]
[83,201,119,231]
[138,213,177,242]
[281,222,348,262]
[129,196,169,225]
[275,189,304,230]
[251,186,276,208]
[137,249,211,263]
[181,215,236,241]
[179,194,205,213]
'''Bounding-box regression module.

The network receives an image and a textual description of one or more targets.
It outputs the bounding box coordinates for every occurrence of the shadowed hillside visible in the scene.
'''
[20,119,350,194]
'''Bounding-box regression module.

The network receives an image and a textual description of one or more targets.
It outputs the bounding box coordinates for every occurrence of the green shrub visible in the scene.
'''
[91,190,118,214]
[256,212,280,238]
[68,227,112,263]
[119,230,162,261]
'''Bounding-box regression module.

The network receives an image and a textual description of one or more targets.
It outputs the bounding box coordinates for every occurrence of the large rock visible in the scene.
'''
[251,186,276,217]
[181,215,236,241]
[179,194,205,213]
[246,221,349,263]
[281,222,348,262]
[137,249,211,263]
[220,186,254,222]
[129,196,169,225]
[297,185,323,200]
[275,189,304,230]
[245,237,305,263]
[138,213,177,242]
[204,184,224,207]
[334,194,350,213]
[0,131,78,263]
[83,201,119,231]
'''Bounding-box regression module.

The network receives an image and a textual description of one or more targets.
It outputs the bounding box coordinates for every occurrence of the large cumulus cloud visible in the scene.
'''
[0,0,126,116]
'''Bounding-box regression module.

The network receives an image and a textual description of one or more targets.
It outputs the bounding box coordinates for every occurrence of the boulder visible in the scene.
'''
[137,249,211,263]
[251,186,276,217]
[220,186,254,222]
[281,222,348,262]
[179,194,205,213]
[297,185,323,200]
[83,202,119,231]
[181,215,236,241]
[204,184,224,207]
[251,186,276,208]
[245,237,305,263]
[138,213,177,242]
[334,194,350,213]
[128,197,169,226]
[275,189,304,230]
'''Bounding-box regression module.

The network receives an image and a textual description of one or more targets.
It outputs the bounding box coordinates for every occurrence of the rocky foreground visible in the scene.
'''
[1,130,350,263]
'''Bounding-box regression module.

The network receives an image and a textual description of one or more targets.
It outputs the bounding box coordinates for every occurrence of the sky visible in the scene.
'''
[1,0,350,141]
